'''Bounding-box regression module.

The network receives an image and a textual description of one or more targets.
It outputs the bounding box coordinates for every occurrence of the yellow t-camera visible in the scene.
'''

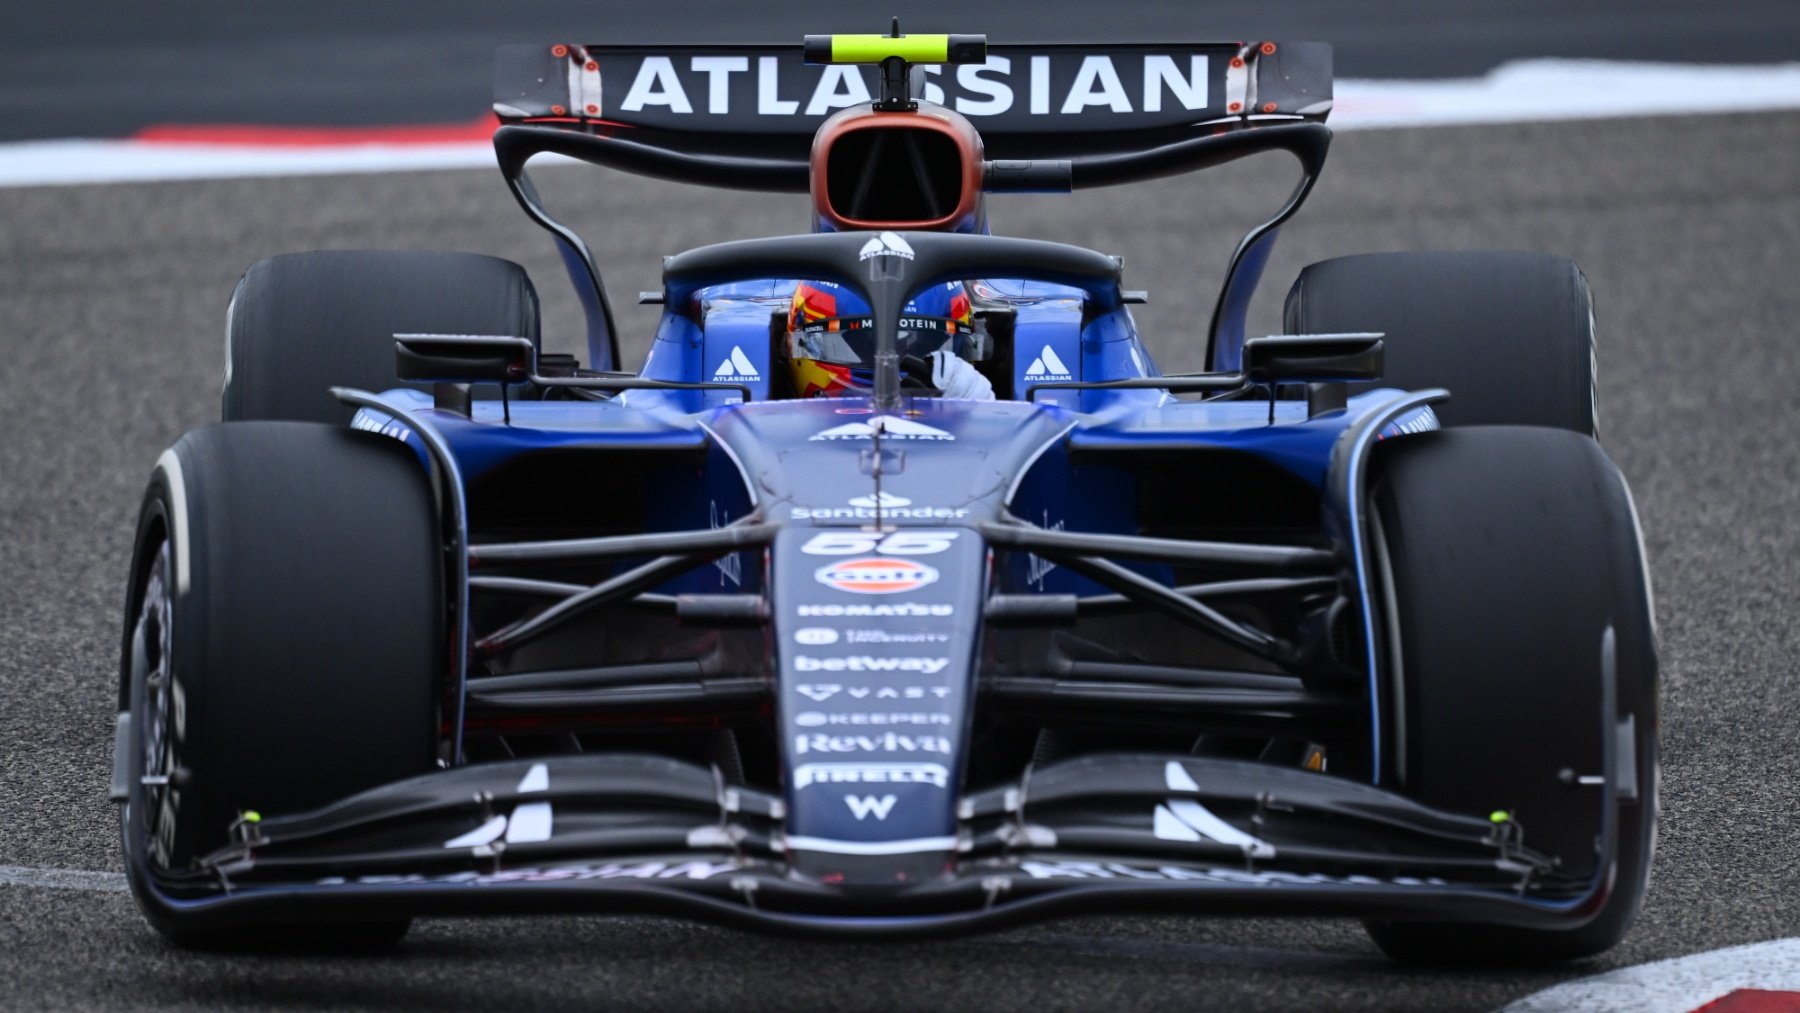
[802,34,987,66]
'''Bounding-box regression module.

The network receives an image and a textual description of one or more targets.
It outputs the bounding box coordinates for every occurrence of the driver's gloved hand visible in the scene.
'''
[905,349,994,400]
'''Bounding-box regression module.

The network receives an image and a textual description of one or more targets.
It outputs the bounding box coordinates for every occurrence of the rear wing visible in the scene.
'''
[490,37,1332,376]
[494,40,1332,161]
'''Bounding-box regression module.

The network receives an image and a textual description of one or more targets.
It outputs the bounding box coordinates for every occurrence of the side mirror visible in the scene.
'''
[395,333,535,385]
[1243,333,1383,385]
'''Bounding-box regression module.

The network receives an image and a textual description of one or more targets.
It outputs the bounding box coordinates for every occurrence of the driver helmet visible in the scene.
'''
[785,279,978,397]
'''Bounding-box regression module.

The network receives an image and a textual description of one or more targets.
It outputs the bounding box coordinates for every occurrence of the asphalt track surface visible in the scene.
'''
[1,111,1798,1010]
[5,0,1800,139]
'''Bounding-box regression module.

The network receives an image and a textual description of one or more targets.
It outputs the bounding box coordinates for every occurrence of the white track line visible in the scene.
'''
[1501,938,1800,1012]
[0,59,1795,189]
[0,865,129,893]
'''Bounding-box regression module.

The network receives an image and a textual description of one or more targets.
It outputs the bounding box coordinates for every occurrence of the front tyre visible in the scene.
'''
[1362,427,1657,964]
[119,422,443,947]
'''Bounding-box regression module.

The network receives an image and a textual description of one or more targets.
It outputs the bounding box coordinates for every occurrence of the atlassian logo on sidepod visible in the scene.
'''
[814,557,939,595]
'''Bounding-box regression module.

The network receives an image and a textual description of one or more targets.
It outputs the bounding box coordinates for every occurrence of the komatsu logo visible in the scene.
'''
[797,602,953,618]
[858,231,915,262]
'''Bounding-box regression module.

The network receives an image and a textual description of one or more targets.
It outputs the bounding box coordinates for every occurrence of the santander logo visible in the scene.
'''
[814,557,940,595]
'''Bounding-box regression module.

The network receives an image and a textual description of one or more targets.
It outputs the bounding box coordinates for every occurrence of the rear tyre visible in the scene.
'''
[1285,251,1597,434]
[1362,427,1657,964]
[223,249,540,423]
[120,422,444,947]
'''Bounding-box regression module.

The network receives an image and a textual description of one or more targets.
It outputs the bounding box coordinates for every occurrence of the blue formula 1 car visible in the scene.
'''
[115,29,1657,964]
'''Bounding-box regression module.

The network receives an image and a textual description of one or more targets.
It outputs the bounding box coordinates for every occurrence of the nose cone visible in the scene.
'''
[772,523,984,884]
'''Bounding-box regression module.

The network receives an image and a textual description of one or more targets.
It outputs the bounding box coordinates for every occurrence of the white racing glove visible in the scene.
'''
[926,349,995,401]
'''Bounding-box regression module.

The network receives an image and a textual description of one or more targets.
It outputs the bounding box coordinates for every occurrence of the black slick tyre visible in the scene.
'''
[222,249,539,423]
[1362,426,1657,964]
[119,422,443,947]
[1285,251,1597,434]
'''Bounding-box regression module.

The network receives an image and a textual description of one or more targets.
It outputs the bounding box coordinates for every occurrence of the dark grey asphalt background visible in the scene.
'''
[2,108,1798,1009]
[4,0,1800,139]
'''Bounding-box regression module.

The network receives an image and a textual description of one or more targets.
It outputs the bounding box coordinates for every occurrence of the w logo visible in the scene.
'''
[843,794,898,820]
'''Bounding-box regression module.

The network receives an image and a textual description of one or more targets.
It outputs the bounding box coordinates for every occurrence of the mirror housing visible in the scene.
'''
[395,334,535,385]
[1243,333,1384,385]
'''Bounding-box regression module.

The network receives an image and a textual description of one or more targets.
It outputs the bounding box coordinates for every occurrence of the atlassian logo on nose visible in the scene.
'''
[858,231,915,261]
[810,415,954,441]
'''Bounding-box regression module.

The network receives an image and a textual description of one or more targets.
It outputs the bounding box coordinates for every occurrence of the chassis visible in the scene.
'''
[116,31,1656,963]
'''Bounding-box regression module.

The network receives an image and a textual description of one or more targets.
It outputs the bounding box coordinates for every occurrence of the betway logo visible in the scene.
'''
[810,415,953,441]
[711,345,759,382]
[794,655,951,675]
[794,733,952,755]
[1023,344,1072,382]
[858,231,915,262]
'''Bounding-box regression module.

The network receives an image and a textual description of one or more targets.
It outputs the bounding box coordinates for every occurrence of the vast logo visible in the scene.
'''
[810,415,954,441]
[793,762,949,789]
[844,794,898,821]
[814,557,939,595]
[711,345,760,382]
[1022,344,1073,382]
[794,683,953,703]
[858,231,915,262]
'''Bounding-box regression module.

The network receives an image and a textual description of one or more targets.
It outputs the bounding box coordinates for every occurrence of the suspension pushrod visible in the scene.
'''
[471,521,776,566]
[1051,658,1301,692]
[1057,554,1297,670]
[979,520,1333,572]
[468,660,708,694]
[1076,575,1338,615]
[467,577,679,610]
[477,553,712,654]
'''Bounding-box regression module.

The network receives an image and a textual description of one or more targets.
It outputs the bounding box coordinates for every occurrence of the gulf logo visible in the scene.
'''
[814,557,940,595]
